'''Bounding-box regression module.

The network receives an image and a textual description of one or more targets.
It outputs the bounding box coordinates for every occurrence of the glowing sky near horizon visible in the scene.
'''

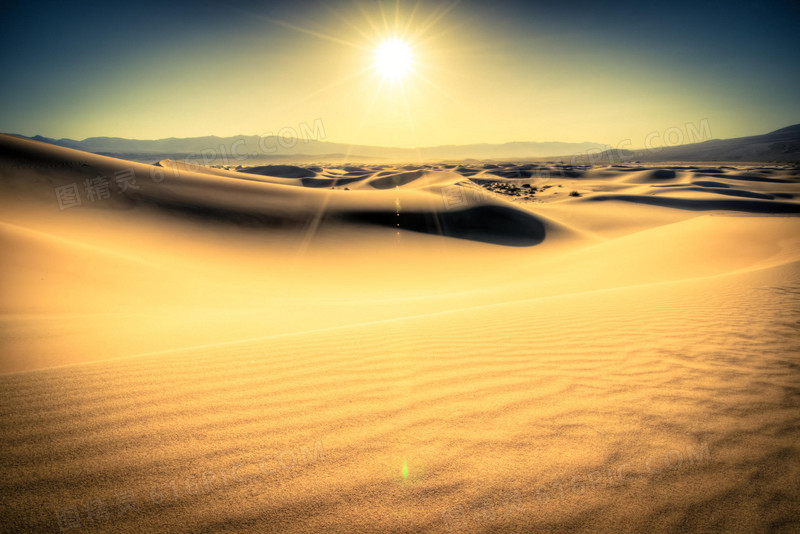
[0,0,798,148]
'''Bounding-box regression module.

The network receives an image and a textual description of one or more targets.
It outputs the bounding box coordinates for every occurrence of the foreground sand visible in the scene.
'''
[1,134,799,533]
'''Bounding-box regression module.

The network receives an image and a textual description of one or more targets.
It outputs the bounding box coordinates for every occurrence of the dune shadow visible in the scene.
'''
[300,176,363,188]
[587,194,800,214]
[132,196,313,229]
[455,167,480,176]
[126,194,548,246]
[692,180,731,188]
[488,168,535,179]
[369,170,425,189]
[239,165,316,178]
[702,173,794,184]
[624,169,679,183]
[684,187,775,200]
[347,204,546,246]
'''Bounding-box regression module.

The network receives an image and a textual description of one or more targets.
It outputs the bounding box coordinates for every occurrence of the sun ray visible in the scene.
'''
[295,73,389,257]
[269,18,370,51]
[345,76,387,159]
[416,0,462,37]
[394,0,402,34]
[395,81,446,236]
[271,67,372,114]
[402,0,424,38]
[378,1,392,37]
[413,70,461,104]
[423,61,489,84]
[353,2,384,41]
[330,3,375,43]
[398,82,423,161]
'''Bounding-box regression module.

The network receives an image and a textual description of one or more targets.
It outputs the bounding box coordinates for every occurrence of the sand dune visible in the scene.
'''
[1,134,799,533]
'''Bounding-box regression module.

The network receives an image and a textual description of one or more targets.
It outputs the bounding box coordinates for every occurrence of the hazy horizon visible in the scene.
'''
[12,120,800,157]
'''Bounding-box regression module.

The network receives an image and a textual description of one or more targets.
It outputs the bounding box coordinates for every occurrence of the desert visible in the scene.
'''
[2,0,799,532]
[1,130,799,532]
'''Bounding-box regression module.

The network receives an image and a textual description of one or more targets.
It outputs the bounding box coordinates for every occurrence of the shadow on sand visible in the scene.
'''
[347,205,547,247]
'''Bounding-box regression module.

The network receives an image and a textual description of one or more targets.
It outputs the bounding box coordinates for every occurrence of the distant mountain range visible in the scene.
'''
[8,124,800,163]
[568,124,800,164]
[10,134,606,163]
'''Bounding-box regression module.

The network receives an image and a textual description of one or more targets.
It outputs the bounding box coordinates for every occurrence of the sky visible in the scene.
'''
[0,0,798,148]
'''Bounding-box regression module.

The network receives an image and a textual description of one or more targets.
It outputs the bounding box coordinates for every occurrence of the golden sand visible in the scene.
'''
[1,134,798,532]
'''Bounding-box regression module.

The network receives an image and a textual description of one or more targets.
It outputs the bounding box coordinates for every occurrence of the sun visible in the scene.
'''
[374,38,414,80]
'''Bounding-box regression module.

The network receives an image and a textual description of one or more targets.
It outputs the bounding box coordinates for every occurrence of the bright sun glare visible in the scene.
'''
[374,38,413,80]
